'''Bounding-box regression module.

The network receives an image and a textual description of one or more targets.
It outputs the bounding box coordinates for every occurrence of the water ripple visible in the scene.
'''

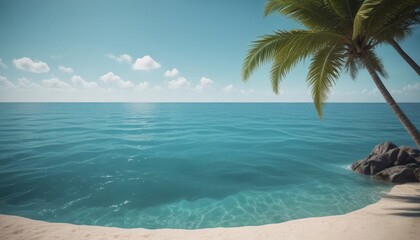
[0,103,419,229]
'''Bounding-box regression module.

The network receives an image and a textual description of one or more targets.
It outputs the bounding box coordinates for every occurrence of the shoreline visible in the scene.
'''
[1,183,419,240]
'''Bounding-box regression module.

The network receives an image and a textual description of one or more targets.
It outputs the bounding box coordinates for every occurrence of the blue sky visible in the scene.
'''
[0,0,419,102]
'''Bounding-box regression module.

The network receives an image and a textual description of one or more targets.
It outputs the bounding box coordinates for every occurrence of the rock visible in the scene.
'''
[351,142,420,183]
[394,148,417,166]
[374,165,418,184]
[415,168,420,182]
[351,158,369,174]
[369,141,397,156]
[406,163,418,168]
[352,148,399,175]
[399,146,420,158]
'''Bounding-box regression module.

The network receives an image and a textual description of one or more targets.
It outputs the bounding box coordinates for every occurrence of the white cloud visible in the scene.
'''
[71,75,99,89]
[100,72,134,88]
[135,81,150,91]
[16,78,41,89]
[360,88,379,95]
[403,83,420,92]
[194,77,214,92]
[222,84,234,92]
[390,83,420,95]
[132,55,161,70]
[42,78,71,89]
[13,57,50,73]
[200,77,214,86]
[106,53,133,64]
[164,68,179,77]
[0,76,16,88]
[0,59,7,68]
[168,77,190,89]
[59,66,74,73]
[153,85,163,91]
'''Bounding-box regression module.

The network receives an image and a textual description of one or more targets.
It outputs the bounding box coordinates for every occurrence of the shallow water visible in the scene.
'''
[0,103,418,229]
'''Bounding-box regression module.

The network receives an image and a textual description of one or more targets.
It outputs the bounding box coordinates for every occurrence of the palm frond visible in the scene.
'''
[264,0,341,32]
[344,55,361,80]
[307,45,344,118]
[328,0,362,22]
[372,10,420,42]
[242,33,286,81]
[353,0,382,41]
[364,50,388,79]
[354,0,420,40]
[242,30,344,83]
[269,47,305,93]
[243,30,345,94]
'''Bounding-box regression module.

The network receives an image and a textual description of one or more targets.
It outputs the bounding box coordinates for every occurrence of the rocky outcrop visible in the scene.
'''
[351,142,420,184]
[373,165,418,183]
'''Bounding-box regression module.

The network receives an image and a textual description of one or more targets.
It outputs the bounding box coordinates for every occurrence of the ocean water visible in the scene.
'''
[0,103,418,229]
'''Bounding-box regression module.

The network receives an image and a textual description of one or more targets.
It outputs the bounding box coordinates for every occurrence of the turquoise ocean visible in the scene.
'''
[0,103,419,229]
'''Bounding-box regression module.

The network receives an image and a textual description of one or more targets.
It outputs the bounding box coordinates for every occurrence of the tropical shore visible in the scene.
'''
[1,183,419,240]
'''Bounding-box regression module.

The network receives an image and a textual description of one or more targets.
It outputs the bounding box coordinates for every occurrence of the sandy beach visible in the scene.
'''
[0,183,418,240]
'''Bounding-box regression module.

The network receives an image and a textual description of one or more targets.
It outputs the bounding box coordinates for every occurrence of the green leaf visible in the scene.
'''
[353,0,420,40]
[328,0,361,20]
[353,0,382,40]
[264,0,341,31]
[365,50,388,79]
[344,55,361,81]
[307,45,344,118]
[242,30,344,94]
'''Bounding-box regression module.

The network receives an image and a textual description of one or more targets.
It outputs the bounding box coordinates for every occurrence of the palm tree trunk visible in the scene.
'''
[389,39,420,76]
[361,56,420,149]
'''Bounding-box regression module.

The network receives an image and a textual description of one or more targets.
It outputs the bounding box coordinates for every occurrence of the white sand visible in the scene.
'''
[1,183,419,240]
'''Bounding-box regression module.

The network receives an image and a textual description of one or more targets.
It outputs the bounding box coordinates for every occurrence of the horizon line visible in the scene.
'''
[0,101,419,104]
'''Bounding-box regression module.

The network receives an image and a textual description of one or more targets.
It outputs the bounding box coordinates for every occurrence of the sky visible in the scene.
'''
[0,0,419,102]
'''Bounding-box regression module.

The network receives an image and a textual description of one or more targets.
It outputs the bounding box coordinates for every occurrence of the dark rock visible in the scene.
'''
[374,165,418,184]
[351,158,369,174]
[351,142,420,183]
[395,149,417,166]
[370,148,399,174]
[399,146,420,158]
[415,168,420,182]
[369,142,397,156]
[353,148,399,175]
[406,163,418,168]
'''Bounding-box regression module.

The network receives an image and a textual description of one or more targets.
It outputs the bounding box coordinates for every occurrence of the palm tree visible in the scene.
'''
[389,38,420,76]
[385,6,420,76]
[242,0,420,148]
[361,1,420,76]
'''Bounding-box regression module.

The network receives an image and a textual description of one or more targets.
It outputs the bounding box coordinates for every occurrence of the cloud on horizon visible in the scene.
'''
[0,76,15,88]
[164,68,179,77]
[106,53,133,64]
[195,77,214,92]
[168,77,190,89]
[42,78,71,89]
[135,81,150,91]
[132,55,161,71]
[71,75,99,89]
[59,66,74,73]
[222,84,234,92]
[13,57,50,73]
[100,72,134,88]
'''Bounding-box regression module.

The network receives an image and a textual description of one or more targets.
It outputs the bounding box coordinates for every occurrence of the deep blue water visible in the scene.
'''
[0,103,419,229]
